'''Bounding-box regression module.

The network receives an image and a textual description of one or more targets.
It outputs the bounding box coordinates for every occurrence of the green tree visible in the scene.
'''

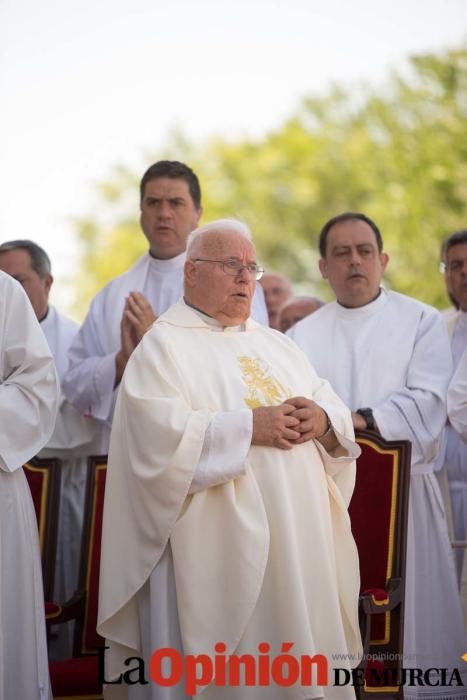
[74,46,467,316]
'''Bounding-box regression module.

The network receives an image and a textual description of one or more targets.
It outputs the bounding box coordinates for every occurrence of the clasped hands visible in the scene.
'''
[252,396,331,451]
[115,292,157,384]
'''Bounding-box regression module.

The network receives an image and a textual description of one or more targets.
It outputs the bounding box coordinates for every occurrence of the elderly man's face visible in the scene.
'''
[319,219,388,308]
[184,231,257,326]
[444,242,467,312]
[140,177,202,259]
[0,248,51,320]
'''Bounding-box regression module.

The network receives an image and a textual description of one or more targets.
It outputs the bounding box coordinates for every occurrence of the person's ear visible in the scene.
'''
[44,273,53,295]
[184,260,198,288]
[380,252,389,274]
[318,258,328,280]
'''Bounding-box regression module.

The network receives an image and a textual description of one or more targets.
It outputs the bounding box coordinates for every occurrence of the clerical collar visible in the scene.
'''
[147,250,186,271]
[336,287,388,319]
[39,307,50,324]
[183,298,245,332]
[337,288,382,309]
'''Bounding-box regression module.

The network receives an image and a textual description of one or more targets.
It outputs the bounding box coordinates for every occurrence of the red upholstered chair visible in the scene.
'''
[350,430,411,700]
[47,455,107,699]
[24,457,61,601]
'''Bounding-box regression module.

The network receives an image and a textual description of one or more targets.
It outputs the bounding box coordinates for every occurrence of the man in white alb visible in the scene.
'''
[439,229,467,581]
[0,271,59,699]
[288,212,466,700]
[98,219,362,700]
[0,239,101,658]
[63,161,268,447]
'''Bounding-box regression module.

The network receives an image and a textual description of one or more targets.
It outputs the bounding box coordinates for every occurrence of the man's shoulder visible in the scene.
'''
[386,290,441,321]
[89,254,149,308]
[48,305,79,332]
[287,300,335,339]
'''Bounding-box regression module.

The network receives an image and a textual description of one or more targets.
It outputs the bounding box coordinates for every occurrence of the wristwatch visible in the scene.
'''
[317,413,333,440]
[356,407,376,431]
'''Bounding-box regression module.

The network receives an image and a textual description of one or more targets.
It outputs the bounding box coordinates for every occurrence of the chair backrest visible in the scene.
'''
[24,456,62,600]
[350,430,411,651]
[73,455,108,657]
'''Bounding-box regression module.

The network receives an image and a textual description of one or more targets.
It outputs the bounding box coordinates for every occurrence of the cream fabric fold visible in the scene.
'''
[98,300,362,694]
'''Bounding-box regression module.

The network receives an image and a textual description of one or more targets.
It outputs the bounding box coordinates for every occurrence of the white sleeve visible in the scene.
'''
[189,409,252,493]
[447,347,467,443]
[0,278,59,472]
[373,309,452,465]
[62,300,118,425]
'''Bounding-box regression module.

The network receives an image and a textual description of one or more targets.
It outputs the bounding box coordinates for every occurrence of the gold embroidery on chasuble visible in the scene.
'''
[238,356,292,409]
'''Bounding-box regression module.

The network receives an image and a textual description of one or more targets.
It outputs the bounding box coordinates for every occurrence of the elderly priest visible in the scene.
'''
[98,219,362,700]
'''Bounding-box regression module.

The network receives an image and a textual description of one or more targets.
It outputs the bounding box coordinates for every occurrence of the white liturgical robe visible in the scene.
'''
[0,272,59,700]
[289,289,467,700]
[63,253,269,446]
[442,309,467,580]
[39,305,102,658]
[448,346,467,440]
[98,300,362,700]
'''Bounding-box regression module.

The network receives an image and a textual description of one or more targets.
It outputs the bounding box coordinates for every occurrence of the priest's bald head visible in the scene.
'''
[184,219,264,326]
[318,212,389,308]
[0,239,53,321]
[259,272,293,329]
[279,295,324,333]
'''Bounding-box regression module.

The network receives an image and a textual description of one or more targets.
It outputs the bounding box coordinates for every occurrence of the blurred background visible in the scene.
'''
[1,0,467,318]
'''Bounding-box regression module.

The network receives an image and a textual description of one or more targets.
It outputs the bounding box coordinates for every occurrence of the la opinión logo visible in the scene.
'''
[99,643,328,694]
[96,644,465,695]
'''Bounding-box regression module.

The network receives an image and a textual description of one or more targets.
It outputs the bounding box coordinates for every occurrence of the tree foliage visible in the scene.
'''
[74,46,467,317]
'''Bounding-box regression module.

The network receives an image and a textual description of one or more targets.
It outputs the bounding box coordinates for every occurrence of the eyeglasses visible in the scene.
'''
[440,260,467,273]
[193,258,265,280]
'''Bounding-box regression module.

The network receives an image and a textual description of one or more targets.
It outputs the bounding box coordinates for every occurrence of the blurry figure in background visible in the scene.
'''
[439,229,467,583]
[0,239,101,659]
[279,295,324,333]
[0,271,59,699]
[63,161,268,448]
[289,212,466,698]
[259,271,293,329]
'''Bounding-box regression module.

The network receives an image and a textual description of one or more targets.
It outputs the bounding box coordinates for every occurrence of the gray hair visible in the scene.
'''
[0,239,51,277]
[186,219,252,259]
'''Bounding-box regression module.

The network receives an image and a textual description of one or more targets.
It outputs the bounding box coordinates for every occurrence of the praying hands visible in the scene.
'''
[115,292,157,385]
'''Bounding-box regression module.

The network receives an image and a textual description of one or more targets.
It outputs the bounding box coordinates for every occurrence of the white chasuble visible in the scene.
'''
[289,290,467,700]
[98,300,361,700]
[0,272,59,700]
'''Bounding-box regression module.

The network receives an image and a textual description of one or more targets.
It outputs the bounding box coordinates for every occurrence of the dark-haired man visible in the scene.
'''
[63,161,269,446]
[289,212,466,693]
[439,229,467,582]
